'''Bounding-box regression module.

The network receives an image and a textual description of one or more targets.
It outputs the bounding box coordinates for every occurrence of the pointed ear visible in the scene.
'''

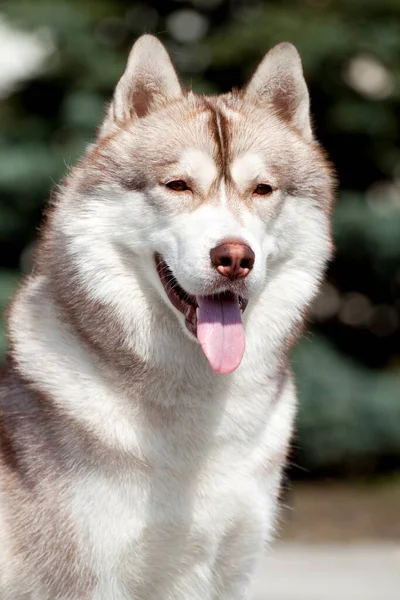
[245,42,312,140]
[99,35,182,137]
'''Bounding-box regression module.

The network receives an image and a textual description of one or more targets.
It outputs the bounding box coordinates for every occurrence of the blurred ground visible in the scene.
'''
[280,479,400,542]
[253,543,400,600]
[252,481,400,599]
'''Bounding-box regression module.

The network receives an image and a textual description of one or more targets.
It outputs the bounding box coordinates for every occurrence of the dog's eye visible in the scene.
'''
[254,183,274,196]
[166,180,189,192]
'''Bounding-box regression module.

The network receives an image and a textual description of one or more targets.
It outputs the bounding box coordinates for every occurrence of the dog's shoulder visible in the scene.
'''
[0,358,85,486]
[0,359,43,476]
[0,358,44,412]
[0,360,55,483]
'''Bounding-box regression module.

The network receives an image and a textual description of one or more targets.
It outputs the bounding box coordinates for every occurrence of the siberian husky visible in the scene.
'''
[0,35,334,599]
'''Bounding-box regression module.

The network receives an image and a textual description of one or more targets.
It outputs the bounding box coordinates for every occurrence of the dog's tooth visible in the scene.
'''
[196,307,199,319]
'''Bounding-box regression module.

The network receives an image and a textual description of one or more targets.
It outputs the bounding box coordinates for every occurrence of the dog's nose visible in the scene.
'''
[210,240,255,280]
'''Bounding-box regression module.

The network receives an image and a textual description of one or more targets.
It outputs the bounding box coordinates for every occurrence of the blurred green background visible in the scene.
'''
[0,0,399,478]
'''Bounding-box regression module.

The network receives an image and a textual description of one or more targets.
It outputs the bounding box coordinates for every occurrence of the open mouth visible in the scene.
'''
[155,254,248,374]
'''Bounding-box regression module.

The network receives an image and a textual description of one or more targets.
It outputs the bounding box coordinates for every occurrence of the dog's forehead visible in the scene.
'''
[170,100,291,181]
[143,96,300,192]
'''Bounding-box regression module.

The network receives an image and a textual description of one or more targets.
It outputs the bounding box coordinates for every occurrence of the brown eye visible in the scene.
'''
[166,180,189,192]
[254,183,274,196]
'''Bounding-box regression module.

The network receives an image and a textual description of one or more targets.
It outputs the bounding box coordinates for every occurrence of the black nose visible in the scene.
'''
[210,240,255,281]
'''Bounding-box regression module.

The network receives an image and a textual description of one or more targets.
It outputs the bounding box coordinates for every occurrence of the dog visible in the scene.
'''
[0,35,334,599]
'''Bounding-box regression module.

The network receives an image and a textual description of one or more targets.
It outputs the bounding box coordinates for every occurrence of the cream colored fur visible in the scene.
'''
[0,35,334,599]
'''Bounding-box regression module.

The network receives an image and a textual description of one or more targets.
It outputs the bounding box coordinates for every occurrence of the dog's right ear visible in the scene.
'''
[99,35,182,138]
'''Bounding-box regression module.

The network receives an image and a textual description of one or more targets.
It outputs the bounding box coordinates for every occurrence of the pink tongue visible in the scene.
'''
[196,295,245,374]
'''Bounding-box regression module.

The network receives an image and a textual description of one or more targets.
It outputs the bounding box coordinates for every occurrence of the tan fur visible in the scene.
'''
[0,35,334,599]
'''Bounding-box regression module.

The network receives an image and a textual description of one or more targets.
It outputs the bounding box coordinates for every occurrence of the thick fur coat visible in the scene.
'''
[0,36,334,599]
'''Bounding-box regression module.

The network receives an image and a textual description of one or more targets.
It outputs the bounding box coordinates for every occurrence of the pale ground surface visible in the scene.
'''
[252,481,400,600]
[253,543,400,600]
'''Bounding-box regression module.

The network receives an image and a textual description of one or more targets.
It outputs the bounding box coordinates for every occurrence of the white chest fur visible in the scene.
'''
[68,374,295,600]
[10,277,296,599]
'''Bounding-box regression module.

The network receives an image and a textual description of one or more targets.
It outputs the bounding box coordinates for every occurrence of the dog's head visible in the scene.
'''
[57,35,334,374]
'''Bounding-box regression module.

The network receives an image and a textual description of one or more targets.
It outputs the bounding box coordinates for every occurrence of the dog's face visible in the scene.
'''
[64,36,334,373]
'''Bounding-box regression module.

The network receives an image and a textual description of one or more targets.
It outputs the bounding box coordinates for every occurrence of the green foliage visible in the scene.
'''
[334,193,400,265]
[0,0,399,475]
[294,335,400,472]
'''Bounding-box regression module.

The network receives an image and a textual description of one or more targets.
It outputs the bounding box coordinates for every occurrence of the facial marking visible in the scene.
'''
[219,178,227,209]
[178,148,218,194]
[215,112,226,169]
[221,107,241,122]
[230,152,274,194]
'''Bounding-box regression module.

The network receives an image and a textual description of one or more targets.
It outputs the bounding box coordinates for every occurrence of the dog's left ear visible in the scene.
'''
[100,35,182,137]
[245,42,312,141]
